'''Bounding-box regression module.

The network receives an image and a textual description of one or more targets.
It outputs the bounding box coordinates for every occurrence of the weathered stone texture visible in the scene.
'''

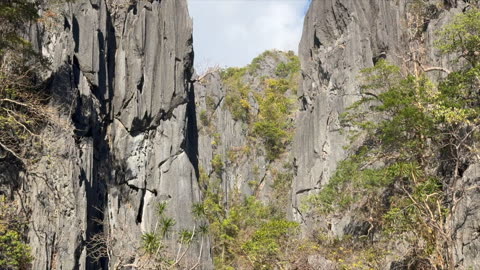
[294,0,479,268]
[0,0,210,268]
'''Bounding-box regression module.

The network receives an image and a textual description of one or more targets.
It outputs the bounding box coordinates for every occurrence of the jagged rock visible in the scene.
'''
[294,0,411,225]
[294,0,479,268]
[453,164,480,269]
[1,0,479,269]
[0,0,210,268]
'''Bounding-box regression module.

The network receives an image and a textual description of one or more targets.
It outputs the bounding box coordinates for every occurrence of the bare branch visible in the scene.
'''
[423,67,451,74]
[0,141,25,165]
[0,98,30,107]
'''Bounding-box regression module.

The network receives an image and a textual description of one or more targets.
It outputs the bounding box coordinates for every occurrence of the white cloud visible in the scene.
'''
[187,0,309,71]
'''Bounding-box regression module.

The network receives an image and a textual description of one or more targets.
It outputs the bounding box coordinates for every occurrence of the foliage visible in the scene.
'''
[221,67,251,122]
[209,195,300,269]
[212,132,221,147]
[435,8,480,66]
[206,96,216,111]
[253,78,295,160]
[199,170,303,270]
[0,0,39,55]
[275,52,300,78]
[311,232,389,270]
[0,196,32,269]
[212,154,224,177]
[0,0,45,256]
[141,232,161,255]
[218,50,299,161]
[133,201,208,268]
[305,10,480,268]
[199,109,210,127]
[0,0,53,166]
[270,165,294,209]
[241,219,299,269]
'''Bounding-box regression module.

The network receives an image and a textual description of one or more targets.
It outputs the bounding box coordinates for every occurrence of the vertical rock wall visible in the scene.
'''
[2,0,210,268]
[294,0,409,225]
[294,0,480,268]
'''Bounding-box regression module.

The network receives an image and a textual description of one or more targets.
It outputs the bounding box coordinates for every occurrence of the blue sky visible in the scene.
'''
[187,0,310,71]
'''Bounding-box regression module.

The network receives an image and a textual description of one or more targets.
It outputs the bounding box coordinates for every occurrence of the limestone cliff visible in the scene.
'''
[294,0,480,268]
[1,0,209,268]
[194,51,298,203]
[1,0,480,269]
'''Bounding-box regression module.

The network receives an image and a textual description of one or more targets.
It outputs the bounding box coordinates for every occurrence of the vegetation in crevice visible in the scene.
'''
[269,164,295,210]
[274,51,300,79]
[253,78,295,160]
[220,67,251,122]
[304,9,480,269]
[0,196,32,269]
[310,232,391,270]
[218,50,299,161]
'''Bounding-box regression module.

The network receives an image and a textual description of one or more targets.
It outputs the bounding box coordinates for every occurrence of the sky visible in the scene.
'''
[187,0,311,71]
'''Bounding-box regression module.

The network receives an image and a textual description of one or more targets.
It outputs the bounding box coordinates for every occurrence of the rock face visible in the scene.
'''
[1,0,479,269]
[294,0,411,223]
[0,0,210,268]
[194,52,298,201]
[294,0,479,268]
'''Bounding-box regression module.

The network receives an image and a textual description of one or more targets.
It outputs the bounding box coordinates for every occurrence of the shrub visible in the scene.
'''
[199,110,210,126]
[253,121,289,160]
[275,55,300,78]
[197,162,307,270]
[205,96,216,111]
[253,78,295,160]
[141,232,161,255]
[0,0,52,166]
[242,219,299,268]
[221,67,251,122]
[212,154,224,177]
[435,8,480,66]
[270,167,294,209]
[0,196,33,269]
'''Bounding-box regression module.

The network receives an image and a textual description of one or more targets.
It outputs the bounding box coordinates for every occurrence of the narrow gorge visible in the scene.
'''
[1,0,480,269]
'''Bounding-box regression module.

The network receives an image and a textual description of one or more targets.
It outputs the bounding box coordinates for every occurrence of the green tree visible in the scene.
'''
[253,78,295,160]
[0,0,39,54]
[436,8,480,66]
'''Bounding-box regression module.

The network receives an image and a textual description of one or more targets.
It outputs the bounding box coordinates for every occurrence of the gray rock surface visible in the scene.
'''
[0,0,210,268]
[294,0,479,268]
[1,0,479,269]
[307,255,337,270]
[453,164,480,269]
[294,0,410,224]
